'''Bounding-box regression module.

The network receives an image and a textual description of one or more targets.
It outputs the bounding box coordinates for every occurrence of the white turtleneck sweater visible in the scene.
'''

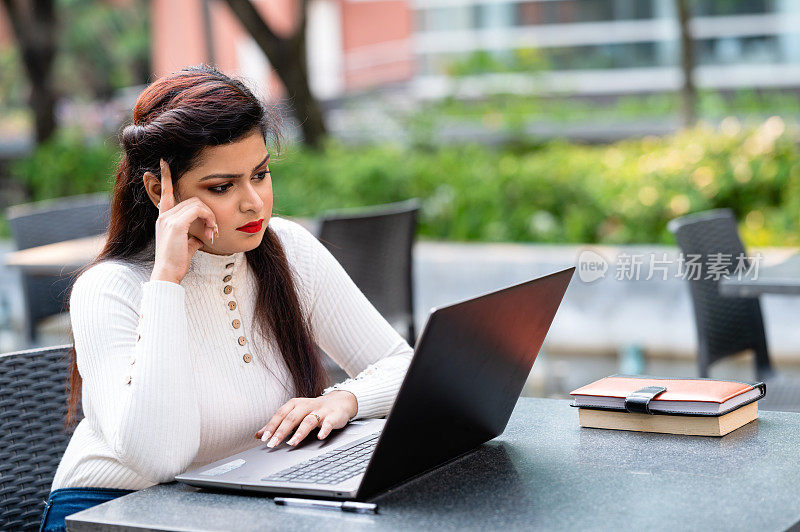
[50,216,413,492]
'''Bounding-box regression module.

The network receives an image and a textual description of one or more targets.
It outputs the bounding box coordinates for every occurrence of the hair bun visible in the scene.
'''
[121,123,149,150]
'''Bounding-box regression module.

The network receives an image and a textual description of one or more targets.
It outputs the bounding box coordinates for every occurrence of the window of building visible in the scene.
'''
[515,0,654,26]
[693,0,773,17]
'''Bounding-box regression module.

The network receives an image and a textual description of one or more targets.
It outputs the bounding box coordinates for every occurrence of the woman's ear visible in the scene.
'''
[142,171,162,207]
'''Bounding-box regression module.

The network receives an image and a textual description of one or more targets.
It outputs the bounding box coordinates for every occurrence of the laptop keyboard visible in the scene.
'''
[261,434,379,485]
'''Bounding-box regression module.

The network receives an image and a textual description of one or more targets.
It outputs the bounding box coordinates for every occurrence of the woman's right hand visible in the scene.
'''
[151,159,219,285]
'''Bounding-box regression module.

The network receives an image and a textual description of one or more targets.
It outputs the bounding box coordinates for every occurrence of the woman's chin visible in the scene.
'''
[237,231,266,252]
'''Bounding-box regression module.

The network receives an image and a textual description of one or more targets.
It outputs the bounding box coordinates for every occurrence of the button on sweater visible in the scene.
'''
[50,216,413,491]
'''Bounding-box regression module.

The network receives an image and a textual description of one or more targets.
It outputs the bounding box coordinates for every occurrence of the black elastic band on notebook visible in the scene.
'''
[625,386,667,414]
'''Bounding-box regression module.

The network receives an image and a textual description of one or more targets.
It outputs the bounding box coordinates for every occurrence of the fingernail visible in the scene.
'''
[261,430,271,442]
[268,436,279,448]
[287,438,297,446]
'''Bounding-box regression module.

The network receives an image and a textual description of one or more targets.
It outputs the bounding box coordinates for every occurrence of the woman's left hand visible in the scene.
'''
[254,391,358,447]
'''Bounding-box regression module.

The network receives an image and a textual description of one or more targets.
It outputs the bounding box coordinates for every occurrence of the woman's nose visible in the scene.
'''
[240,182,264,212]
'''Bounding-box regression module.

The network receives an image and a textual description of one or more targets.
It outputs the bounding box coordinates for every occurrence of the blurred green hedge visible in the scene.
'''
[5,118,799,246]
[273,117,800,246]
[10,130,118,202]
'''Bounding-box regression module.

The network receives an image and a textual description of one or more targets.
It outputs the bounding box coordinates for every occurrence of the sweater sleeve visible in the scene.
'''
[290,223,413,420]
[69,263,201,483]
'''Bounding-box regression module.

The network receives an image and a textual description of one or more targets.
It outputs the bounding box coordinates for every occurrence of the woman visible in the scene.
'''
[39,64,413,531]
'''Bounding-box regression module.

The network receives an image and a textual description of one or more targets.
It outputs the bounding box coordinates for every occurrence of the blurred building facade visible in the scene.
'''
[151,0,800,101]
[412,0,800,98]
[2,0,800,105]
[151,0,414,101]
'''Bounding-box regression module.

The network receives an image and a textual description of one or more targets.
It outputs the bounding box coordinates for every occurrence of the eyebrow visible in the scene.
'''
[198,154,270,182]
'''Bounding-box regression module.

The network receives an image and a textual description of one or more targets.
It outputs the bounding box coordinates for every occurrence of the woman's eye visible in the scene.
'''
[209,183,231,194]
[209,171,269,194]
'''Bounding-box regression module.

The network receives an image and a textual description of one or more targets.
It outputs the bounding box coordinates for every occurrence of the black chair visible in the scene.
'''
[668,209,800,412]
[317,199,420,347]
[0,344,75,530]
[6,193,110,344]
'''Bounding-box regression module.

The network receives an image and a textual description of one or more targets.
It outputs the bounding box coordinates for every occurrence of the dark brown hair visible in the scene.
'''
[64,64,328,429]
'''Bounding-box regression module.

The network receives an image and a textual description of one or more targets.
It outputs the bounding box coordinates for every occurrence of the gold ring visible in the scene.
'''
[308,412,321,424]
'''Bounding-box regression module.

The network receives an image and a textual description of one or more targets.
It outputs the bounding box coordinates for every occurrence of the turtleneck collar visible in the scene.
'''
[188,247,246,280]
[133,237,248,282]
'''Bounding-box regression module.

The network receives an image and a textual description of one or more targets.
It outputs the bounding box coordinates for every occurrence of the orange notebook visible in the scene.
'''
[570,375,766,416]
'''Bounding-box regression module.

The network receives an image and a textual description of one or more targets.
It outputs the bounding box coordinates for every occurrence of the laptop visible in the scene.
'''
[175,267,575,501]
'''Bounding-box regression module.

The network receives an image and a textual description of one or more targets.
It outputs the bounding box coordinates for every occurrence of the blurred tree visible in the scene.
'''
[223,0,326,149]
[676,0,696,128]
[1,0,57,143]
[56,0,150,101]
[0,0,150,143]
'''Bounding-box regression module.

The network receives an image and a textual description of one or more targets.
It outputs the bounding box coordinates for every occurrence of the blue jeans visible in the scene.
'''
[39,487,136,532]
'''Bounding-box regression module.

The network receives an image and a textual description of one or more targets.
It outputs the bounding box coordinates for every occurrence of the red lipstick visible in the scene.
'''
[236,218,263,233]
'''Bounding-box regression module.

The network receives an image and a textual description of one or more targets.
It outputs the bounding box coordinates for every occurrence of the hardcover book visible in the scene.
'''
[569,375,766,436]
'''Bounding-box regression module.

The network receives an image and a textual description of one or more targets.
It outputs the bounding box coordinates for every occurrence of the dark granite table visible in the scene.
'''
[66,398,800,532]
[719,253,800,297]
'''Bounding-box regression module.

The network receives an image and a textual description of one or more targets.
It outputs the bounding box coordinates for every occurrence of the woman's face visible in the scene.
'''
[175,129,273,255]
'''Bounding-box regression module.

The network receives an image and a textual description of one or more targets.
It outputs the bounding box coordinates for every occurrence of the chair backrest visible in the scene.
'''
[667,209,772,380]
[6,192,110,250]
[5,193,110,341]
[317,199,420,345]
[0,344,76,530]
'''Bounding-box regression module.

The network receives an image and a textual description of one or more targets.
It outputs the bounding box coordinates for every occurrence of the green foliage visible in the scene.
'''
[271,118,800,246]
[447,48,550,77]
[55,0,150,100]
[6,119,799,247]
[1,0,150,142]
[420,89,800,126]
[0,46,26,110]
[9,129,118,202]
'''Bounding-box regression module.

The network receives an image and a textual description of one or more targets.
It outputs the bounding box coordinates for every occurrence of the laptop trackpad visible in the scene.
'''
[286,418,381,452]
[189,418,384,481]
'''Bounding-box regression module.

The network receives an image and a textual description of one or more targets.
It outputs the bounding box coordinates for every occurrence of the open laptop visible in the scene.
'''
[175,267,575,501]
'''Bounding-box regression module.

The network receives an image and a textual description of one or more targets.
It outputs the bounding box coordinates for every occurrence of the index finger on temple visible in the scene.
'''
[159,159,175,212]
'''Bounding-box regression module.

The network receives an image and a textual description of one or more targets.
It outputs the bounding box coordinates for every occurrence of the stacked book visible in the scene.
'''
[570,375,766,436]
